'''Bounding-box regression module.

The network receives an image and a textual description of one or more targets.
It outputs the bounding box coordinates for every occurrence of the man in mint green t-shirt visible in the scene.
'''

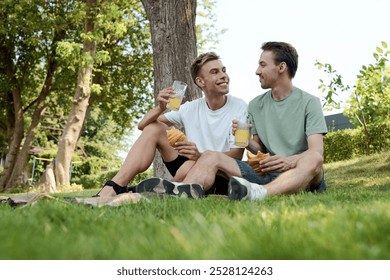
[229,41,328,200]
[248,86,327,157]
[153,41,328,200]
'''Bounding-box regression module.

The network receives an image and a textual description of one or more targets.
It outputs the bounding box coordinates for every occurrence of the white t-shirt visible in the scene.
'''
[164,95,248,153]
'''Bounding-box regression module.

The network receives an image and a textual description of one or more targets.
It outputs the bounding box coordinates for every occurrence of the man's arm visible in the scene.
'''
[306,133,324,156]
[247,135,267,154]
[287,133,324,163]
[137,87,174,130]
[259,133,324,173]
[224,147,244,160]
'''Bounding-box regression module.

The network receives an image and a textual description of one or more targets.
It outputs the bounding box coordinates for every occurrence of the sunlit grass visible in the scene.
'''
[0,151,389,260]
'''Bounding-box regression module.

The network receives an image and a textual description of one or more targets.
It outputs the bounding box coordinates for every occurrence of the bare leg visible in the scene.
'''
[172,160,196,182]
[98,122,178,197]
[228,151,324,201]
[265,151,324,195]
[181,151,241,191]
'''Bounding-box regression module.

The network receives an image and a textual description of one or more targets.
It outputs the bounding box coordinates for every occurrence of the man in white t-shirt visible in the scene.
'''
[96,52,247,198]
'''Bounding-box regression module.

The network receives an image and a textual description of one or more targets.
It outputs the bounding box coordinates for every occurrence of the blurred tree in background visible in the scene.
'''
[316,41,389,154]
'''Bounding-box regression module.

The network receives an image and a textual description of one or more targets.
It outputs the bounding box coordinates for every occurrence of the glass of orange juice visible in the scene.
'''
[167,80,187,111]
[234,119,249,147]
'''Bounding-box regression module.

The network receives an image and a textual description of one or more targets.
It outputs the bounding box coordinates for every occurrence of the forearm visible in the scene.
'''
[137,107,165,130]
[247,137,267,154]
[224,148,244,160]
[285,135,324,167]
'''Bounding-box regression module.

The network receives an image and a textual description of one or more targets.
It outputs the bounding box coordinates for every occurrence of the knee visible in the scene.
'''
[142,121,167,137]
[306,151,324,174]
[199,150,221,165]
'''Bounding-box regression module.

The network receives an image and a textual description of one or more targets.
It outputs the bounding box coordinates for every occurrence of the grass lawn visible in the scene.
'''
[0,151,389,260]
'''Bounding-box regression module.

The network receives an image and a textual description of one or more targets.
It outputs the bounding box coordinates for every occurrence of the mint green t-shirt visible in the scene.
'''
[248,87,328,156]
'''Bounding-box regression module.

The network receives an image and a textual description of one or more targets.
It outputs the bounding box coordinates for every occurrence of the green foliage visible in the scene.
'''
[89,0,154,132]
[74,168,153,189]
[316,41,390,126]
[316,62,348,111]
[0,0,154,189]
[345,41,390,126]
[1,151,389,259]
[29,149,82,184]
[56,42,82,69]
[324,122,390,163]
[324,129,357,162]
[196,0,225,53]
[29,110,152,188]
[71,156,106,179]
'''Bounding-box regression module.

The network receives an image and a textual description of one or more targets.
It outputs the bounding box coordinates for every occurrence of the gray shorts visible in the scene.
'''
[235,160,326,192]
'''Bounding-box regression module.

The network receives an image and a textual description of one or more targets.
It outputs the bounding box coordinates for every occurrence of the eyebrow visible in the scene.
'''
[209,66,226,72]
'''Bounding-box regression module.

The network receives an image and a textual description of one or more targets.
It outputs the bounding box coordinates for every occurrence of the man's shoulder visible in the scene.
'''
[248,90,270,106]
[294,87,320,101]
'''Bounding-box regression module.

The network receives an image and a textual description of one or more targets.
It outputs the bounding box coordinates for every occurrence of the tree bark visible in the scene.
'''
[0,44,24,192]
[140,0,201,179]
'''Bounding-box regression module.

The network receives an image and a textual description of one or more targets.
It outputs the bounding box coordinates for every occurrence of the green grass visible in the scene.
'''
[0,151,389,260]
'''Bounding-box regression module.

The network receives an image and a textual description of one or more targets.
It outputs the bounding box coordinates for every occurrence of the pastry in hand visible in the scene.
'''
[166,127,187,147]
[246,150,270,177]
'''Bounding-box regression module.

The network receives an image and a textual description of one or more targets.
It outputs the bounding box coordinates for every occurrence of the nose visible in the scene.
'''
[255,65,261,76]
[220,71,228,81]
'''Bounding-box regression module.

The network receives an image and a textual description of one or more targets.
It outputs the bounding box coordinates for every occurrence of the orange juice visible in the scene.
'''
[168,97,182,111]
[235,129,249,147]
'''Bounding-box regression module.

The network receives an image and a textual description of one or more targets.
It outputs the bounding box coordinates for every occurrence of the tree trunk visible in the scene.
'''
[38,0,97,191]
[0,45,24,192]
[0,88,24,192]
[37,161,57,193]
[140,0,201,179]
[6,56,57,190]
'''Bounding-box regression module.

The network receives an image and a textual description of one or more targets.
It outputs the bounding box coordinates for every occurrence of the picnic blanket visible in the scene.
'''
[0,192,144,208]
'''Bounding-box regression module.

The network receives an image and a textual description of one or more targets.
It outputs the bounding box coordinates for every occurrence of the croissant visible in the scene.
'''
[246,150,270,177]
[166,127,187,146]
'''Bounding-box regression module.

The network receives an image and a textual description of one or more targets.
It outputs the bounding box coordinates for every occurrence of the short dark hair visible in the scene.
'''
[190,52,220,84]
[261,42,298,78]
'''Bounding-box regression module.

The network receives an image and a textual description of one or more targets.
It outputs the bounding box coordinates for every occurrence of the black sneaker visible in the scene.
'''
[136,177,174,194]
[176,183,205,199]
[228,176,267,201]
[136,177,205,199]
[228,176,249,200]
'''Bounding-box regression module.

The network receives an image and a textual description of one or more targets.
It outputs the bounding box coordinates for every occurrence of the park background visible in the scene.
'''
[0,0,389,271]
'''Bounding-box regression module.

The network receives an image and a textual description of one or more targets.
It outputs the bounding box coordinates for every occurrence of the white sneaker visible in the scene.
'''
[228,176,267,201]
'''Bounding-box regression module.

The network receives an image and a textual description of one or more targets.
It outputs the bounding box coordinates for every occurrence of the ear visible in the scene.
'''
[279,62,287,73]
[195,77,205,88]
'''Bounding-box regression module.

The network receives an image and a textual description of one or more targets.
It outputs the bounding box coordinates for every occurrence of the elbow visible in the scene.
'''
[137,122,145,131]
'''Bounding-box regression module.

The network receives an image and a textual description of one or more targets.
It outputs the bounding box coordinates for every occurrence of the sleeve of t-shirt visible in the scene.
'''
[248,108,257,135]
[305,97,328,136]
[164,101,190,128]
[164,110,181,127]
